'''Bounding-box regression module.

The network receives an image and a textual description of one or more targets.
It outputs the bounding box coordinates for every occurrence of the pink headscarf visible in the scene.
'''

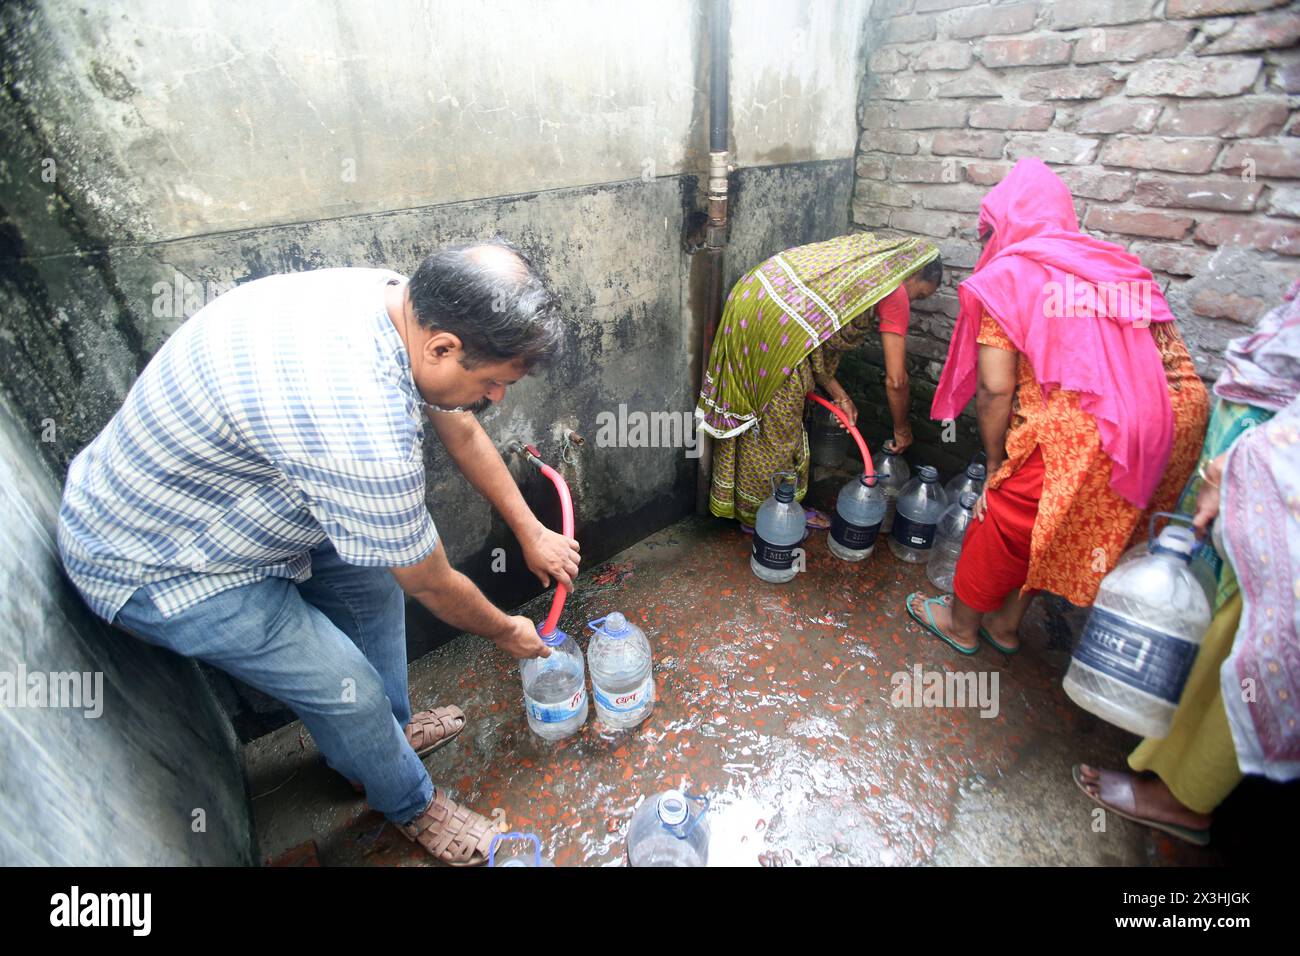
[930,158,1175,508]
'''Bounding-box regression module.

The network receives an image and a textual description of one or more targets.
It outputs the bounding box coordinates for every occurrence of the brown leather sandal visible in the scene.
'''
[347,704,468,793]
[398,790,504,866]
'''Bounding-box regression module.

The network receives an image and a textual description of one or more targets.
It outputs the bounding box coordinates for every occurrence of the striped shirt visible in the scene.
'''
[57,268,438,623]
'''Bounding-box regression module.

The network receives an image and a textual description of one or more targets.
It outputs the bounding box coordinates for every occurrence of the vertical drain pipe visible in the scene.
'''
[694,0,731,515]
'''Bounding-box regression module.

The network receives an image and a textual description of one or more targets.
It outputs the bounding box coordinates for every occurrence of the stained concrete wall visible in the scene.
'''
[0,389,253,865]
[0,0,869,744]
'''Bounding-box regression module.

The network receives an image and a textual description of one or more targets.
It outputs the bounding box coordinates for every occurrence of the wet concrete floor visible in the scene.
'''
[248,490,1238,867]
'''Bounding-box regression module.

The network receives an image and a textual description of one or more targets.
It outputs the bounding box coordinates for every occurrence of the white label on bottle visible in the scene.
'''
[526,687,587,723]
[593,674,655,713]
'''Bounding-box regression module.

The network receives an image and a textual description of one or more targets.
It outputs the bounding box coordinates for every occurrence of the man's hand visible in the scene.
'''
[886,428,913,455]
[522,523,581,588]
[1192,453,1227,538]
[491,615,551,659]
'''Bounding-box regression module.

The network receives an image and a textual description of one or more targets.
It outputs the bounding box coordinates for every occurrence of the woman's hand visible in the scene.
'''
[972,489,989,522]
[1192,453,1228,538]
[825,380,858,429]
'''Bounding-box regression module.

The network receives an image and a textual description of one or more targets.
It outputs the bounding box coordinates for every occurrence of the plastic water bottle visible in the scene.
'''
[807,399,848,469]
[626,789,710,867]
[926,491,978,591]
[519,626,588,741]
[489,832,555,867]
[1063,514,1211,739]
[871,445,911,534]
[828,474,887,562]
[944,461,986,503]
[751,473,806,584]
[888,465,947,563]
[587,612,655,730]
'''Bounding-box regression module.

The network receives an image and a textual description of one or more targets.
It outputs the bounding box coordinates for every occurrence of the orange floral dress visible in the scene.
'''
[977,312,1208,606]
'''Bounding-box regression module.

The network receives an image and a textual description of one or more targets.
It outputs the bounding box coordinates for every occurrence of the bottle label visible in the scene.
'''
[526,686,587,723]
[593,674,655,713]
[753,532,797,570]
[1073,606,1198,705]
[890,513,936,549]
[831,512,881,550]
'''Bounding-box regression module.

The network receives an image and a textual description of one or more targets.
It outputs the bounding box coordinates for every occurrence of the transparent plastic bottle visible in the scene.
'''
[751,474,807,584]
[926,491,978,591]
[944,461,986,504]
[1063,516,1211,739]
[888,465,947,564]
[626,789,710,867]
[519,626,588,741]
[828,474,887,562]
[871,445,911,534]
[807,401,848,469]
[587,612,655,730]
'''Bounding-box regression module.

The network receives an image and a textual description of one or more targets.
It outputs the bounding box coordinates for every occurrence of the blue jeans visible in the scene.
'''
[112,539,433,824]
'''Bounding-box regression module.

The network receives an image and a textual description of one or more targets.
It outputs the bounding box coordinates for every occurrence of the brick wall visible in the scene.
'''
[845,0,1299,474]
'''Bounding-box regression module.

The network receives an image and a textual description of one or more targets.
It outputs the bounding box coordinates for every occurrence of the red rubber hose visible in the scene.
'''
[524,445,574,638]
[805,392,875,480]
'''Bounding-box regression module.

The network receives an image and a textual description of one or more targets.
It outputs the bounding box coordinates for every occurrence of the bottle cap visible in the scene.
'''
[657,790,689,827]
[918,465,939,482]
[967,463,987,480]
[1152,525,1196,561]
[589,612,631,637]
[775,480,795,503]
[960,491,979,509]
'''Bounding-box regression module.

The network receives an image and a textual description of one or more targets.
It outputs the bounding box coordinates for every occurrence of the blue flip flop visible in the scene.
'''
[978,627,1020,656]
[905,592,980,656]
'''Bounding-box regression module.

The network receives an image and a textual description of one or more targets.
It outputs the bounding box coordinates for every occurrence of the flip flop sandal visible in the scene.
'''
[1071,765,1211,847]
[739,523,755,535]
[905,592,980,656]
[398,789,506,866]
[804,508,832,531]
[978,627,1020,656]
[348,704,467,793]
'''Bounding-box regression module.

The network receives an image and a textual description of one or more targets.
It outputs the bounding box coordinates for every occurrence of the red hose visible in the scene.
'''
[525,445,574,638]
[806,392,875,480]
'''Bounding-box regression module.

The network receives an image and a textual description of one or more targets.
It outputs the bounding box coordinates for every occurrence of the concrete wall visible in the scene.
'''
[0,389,253,865]
[846,0,1299,476]
[0,0,870,740]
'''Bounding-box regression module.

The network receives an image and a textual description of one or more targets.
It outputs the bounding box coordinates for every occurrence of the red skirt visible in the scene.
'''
[953,447,1044,613]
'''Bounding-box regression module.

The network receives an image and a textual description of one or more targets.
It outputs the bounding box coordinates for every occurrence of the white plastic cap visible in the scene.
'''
[657,789,689,826]
[604,611,629,634]
[1155,525,1196,559]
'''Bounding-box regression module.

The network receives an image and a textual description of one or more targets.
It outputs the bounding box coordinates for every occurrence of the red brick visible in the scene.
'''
[977,35,1074,68]
[890,207,969,237]
[890,157,965,183]
[1006,133,1101,165]
[854,181,915,209]
[1125,58,1263,97]
[1049,0,1159,28]
[895,102,969,129]
[1074,102,1162,134]
[856,154,889,181]
[949,3,1037,39]
[1218,141,1300,178]
[1272,50,1300,93]
[1023,66,1123,99]
[1099,136,1223,173]
[1129,241,1213,276]
[919,184,987,212]
[1191,288,1276,323]
[1134,176,1264,212]
[860,104,894,130]
[969,102,1056,130]
[851,201,893,229]
[1073,23,1192,64]
[1055,167,1135,201]
[874,74,933,99]
[913,42,974,71]
[1085,206,1195,239]
[1202,12,1300,55]
[863,130,921,155]
[883,15,937,44]
[935,74,1003,97]
[965,162,1013,185]
[1167,0,1290,17]
[1195,216,1300,254]
[938,237,983,268]
[875,0,916,16]
[917,0,981,10]
[869,46,909,74]
[932,129,1006,158]
[1157,98,1289,137]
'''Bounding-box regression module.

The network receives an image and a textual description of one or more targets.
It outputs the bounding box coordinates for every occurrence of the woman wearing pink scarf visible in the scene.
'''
[906,158,1208,656]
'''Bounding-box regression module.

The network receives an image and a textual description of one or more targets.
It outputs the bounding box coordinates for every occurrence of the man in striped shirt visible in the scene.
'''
[57,239,580,866]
